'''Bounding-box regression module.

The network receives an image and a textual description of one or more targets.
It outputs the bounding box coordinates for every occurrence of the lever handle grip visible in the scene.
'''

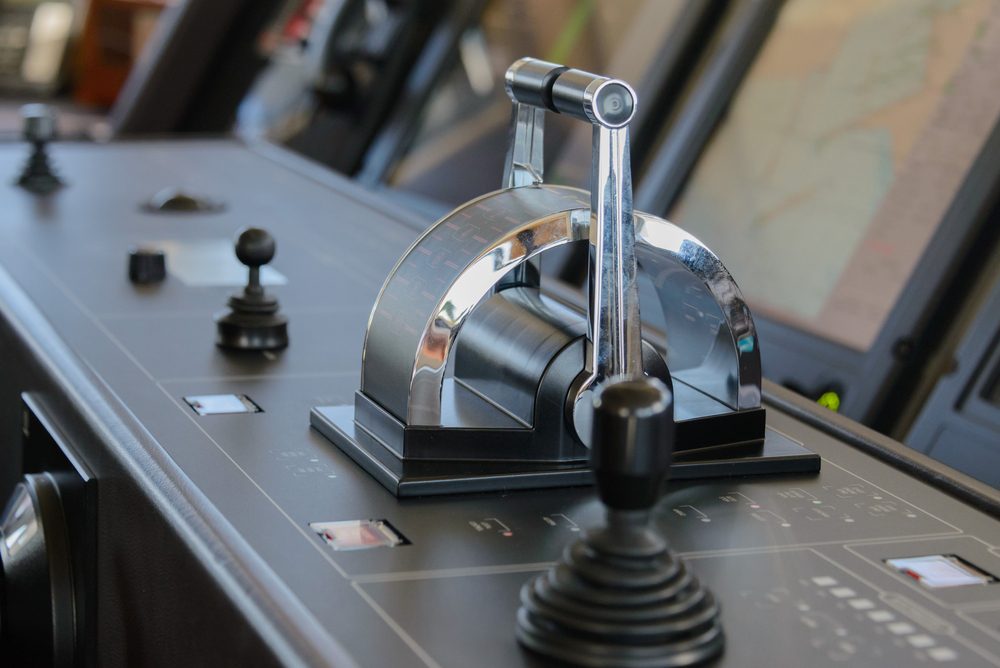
[505,58,636,128]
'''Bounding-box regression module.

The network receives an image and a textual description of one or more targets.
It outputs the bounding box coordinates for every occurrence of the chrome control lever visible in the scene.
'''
[309,56,797,498]
[503,58,642,440]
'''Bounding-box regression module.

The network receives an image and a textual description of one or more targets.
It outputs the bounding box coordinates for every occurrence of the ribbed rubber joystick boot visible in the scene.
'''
[517,510,723,667]
[517,377,724,667]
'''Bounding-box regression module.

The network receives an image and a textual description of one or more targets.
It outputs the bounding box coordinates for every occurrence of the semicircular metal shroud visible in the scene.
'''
[361,184,761,428]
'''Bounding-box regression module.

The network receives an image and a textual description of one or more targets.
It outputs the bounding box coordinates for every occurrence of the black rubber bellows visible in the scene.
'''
[516,377,724,666]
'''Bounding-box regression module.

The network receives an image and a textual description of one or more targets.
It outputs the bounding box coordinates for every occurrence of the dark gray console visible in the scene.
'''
[908,276,1000,489]
[0,139,998,667]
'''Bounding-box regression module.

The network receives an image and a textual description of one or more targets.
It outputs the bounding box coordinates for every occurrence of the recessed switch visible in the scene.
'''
[886,555,995,589]
[184,394,261,416]
[310,519,409,551]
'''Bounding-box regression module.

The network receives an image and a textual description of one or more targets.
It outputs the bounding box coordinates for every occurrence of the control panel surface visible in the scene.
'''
[0,140,997,667]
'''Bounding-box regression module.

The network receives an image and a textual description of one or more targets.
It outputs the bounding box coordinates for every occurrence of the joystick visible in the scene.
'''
[16,104,63,194]
[517,376,725,667]
[214,228,288,351]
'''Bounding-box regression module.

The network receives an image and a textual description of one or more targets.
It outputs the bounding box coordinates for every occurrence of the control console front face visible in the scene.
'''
[0,137,996,667]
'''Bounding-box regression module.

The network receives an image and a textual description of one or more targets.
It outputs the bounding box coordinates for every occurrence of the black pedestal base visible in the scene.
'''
[16,152,63,195]
[214,309,288,351]
[310,405,821,497]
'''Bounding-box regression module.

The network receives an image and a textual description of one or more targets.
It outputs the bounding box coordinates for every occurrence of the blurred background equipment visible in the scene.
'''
[74,0,170,108]
[636,0,1000,488]
[109,0,288,133]
[0,0,77,96]
[906,239,1000,487]
[234,0,724,214]
[0,0,170,139]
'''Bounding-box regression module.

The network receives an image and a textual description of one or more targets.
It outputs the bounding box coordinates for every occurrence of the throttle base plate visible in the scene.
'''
[310,405,820,497]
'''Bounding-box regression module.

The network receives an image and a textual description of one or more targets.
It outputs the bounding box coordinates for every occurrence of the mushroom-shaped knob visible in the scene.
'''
[235,227,276,268]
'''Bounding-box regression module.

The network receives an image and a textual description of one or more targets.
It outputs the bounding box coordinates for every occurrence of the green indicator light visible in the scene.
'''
[817,391,841,412]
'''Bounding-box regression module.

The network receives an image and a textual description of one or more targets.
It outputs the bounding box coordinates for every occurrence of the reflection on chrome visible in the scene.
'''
[359,58,760,430]
[407,204,590,425]
[635,213,761,411]
[1,483,39,556]
[359,188,760,427]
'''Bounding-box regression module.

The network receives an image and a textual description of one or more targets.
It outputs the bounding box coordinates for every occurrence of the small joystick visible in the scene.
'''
[517,376,725,667]
[214,228,288,351]
[17,104,63,194]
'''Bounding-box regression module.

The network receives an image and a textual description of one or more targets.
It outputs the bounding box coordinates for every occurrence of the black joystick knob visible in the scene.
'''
[17,104,63,195]
[235,227,275,270]
[517,376,725,667]
[214,228,288,351]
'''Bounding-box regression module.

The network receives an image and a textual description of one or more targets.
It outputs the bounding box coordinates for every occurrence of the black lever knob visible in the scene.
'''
[591,376,673,512]
[235,228,275,298]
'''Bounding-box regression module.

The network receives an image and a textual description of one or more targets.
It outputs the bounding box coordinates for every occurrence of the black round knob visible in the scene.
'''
[143,187,223,213]
[235,228,275,268]
[128,247,166,284]
[591,376,674,511]
[148,189,203,212]
[0,473,76,666]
